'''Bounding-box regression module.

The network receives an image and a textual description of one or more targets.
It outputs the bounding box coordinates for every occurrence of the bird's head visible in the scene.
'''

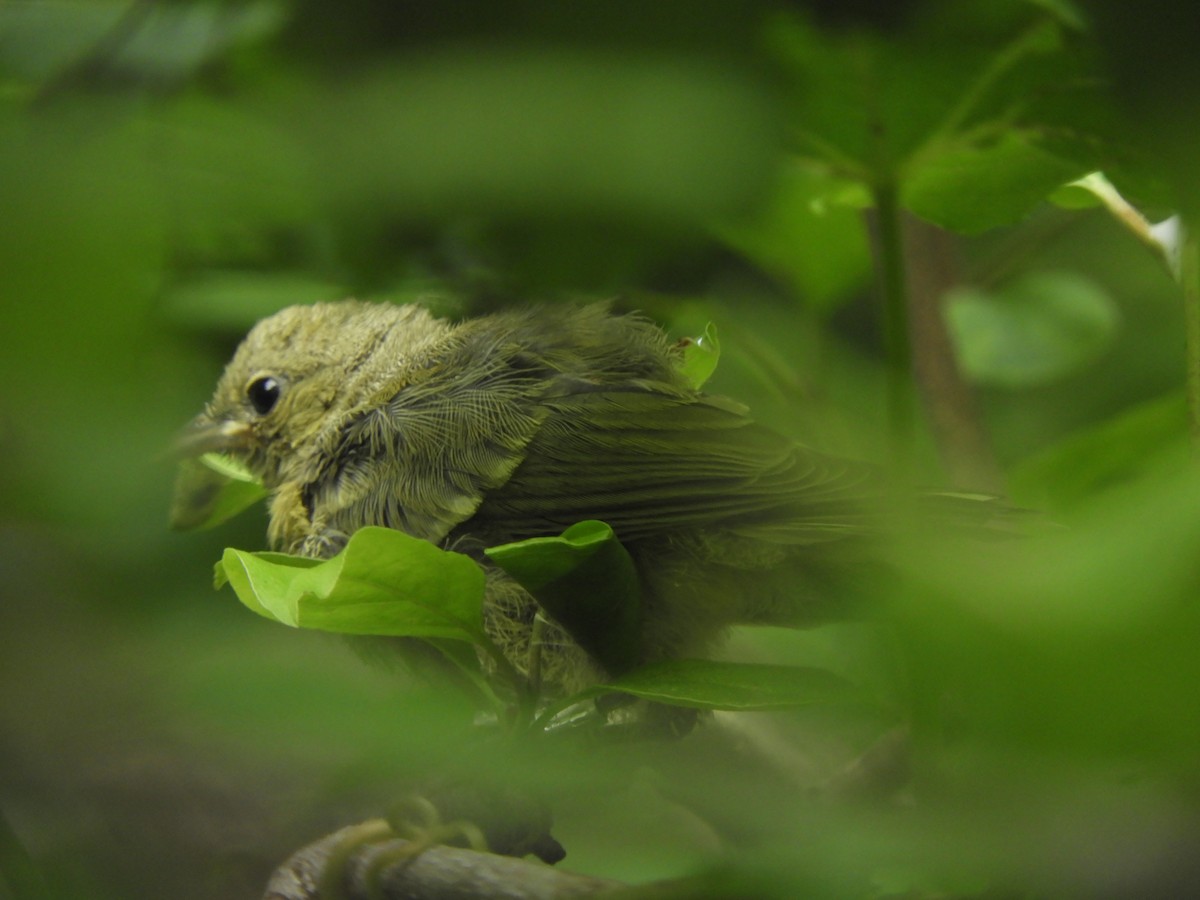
[174,300,447,488]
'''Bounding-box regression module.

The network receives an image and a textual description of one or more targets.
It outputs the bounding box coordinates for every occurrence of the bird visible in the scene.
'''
[173,300,1002,698]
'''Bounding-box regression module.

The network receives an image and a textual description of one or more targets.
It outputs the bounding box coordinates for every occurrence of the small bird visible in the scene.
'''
[174,300,993,695]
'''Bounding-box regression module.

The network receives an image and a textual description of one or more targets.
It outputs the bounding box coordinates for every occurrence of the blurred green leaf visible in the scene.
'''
[217,526,486,641]
[904,131,1090,233]
[598,659,859,711]
[163,270,349,332]
[1009,390,1187,510]
[0,2,123,81]
[893,461,1200,758]
[677,322,721,390]
[945,271,1119,387]
[283,48,779,227]
[718,161,871,312]
[169,453,268,531]
[486,520,641,674]
[0,0,284,85]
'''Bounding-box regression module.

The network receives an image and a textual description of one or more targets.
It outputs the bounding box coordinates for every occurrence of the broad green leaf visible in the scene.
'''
[485,520,641,675]
[169,454,268,531]
[904,131,1091,233]
[1009,391,1188,510]
[217,527,486,642]
[677,322,721,390]
[718,161,871,313]
[945,271,1119,388]
[597,659,859,711]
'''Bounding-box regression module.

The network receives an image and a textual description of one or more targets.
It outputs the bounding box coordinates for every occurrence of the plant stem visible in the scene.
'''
[872,182,915,468]
[1181,225,1200,456]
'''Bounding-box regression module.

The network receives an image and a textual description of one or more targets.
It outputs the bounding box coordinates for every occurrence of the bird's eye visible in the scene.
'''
[246,375,282,415]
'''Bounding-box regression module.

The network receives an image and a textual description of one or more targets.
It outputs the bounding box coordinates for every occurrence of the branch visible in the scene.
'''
[263,826,623,900]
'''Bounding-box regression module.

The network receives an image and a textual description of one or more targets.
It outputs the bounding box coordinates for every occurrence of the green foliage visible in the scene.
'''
[4,1,1200,897]
[216,527,486,642]
[944,271,1119,388]
[594,659,860,712]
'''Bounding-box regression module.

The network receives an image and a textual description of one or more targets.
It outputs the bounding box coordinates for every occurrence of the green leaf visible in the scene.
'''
[677,322,721,390]
[945,271,1120,388]
[485,520,642,675]
[718,160,872,312]
[904,131,1090,233]
[598,659,859,711]
[169,454,268,531]
[217,527,487,642]
[1009,391,1188,510]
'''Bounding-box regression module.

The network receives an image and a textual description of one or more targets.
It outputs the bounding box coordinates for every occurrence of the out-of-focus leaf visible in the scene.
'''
[0,2,124,81]
[0,0,284,86]
[217,526,486,642]
[904,132,1090,233]
[677,323,721,390]
[162,270,349,332]
[945,271,1119,388]
[595,659,860,711]
[116,1,285,82]
[718,161,871,312]
[169,453,268,531]
[1009,390,1187,510]
[486,520,641,675]
[151,95,317,265]
[892,460,1200,760]
[768,11,1106,236]
[285,48,779,227]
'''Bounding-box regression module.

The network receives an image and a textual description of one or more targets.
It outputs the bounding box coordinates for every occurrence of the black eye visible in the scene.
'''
[246,376,282,415]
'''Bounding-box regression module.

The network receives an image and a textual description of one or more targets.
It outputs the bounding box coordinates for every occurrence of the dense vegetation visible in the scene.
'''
[2,1,1198,897]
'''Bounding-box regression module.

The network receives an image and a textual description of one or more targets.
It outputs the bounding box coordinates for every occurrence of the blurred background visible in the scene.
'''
[2,1,1199,897]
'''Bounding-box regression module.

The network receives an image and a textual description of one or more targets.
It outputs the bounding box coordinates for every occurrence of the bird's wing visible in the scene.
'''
[467,386,884,545]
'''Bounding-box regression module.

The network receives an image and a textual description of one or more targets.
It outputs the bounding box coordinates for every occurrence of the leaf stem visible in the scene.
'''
[872,181,915,466]
[1074,172,1176,275]
[1181,225,1200,456]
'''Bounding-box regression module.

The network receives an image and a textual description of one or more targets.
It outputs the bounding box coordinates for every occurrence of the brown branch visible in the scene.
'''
[902,217,1004,492]
[263,826,623,900]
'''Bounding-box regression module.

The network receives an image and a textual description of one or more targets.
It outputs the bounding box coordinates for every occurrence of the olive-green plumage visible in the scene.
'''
[177,301,960,692]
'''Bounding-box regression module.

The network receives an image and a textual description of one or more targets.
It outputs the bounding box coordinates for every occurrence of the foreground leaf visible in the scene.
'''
[217,527,486,642]
[599,659,859,711]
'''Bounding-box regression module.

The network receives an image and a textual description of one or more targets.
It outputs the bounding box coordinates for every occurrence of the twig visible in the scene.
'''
[1182,229,1200,456]
[870,182,916,471]
[902,218,1003,491]
[263,826,623,900]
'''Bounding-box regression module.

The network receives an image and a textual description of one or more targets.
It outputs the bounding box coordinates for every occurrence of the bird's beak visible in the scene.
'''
[171,416,254,459]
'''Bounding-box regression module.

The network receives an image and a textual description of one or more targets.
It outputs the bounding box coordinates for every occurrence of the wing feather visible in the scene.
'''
[467,388,883,545]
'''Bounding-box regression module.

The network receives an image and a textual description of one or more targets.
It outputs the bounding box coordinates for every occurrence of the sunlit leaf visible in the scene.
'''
[217,527,486,642]
[677,322,721,390]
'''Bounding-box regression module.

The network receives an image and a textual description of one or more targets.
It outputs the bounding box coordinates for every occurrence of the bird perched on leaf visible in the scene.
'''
[173,301,1005,696]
